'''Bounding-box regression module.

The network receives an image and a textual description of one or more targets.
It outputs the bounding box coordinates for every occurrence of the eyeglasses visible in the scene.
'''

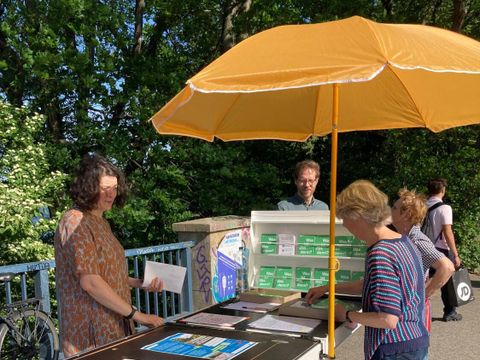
[100,186,118,193]
[297,178,318,185]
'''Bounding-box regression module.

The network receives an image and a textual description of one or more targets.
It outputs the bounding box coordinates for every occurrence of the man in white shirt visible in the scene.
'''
[426,178,462,322]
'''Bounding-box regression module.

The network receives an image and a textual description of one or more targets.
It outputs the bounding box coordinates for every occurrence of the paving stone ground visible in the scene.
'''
[334,273,480,359]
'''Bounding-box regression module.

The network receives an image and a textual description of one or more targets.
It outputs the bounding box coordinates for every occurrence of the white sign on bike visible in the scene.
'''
[142,261,186,294]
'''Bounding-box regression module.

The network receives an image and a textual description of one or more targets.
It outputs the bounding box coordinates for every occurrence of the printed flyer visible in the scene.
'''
[142,332,257,359]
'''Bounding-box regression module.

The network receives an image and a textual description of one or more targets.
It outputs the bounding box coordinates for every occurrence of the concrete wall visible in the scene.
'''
[173,215,251,311]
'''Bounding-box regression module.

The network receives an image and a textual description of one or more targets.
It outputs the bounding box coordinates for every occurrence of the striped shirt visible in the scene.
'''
[408,225,445,280]
[363,235,429,359]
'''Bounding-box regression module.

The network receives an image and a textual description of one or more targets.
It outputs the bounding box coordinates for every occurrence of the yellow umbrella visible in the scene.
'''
[151,16,480,357]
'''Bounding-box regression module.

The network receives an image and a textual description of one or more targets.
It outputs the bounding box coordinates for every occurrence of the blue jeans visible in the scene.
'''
[381,347,428,360]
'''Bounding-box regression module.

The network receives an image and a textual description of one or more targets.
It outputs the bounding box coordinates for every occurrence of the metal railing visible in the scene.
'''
[0,241,195,321]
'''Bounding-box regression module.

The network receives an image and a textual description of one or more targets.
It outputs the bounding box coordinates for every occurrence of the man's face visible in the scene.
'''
[295,167,319,201]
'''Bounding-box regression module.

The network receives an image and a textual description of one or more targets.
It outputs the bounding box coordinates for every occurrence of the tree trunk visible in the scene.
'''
[134,0,145,56]
[452,0,466,32]
[221,0,252,53]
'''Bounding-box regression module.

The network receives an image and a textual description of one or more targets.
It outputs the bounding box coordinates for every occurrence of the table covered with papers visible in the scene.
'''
[72,296,361,360]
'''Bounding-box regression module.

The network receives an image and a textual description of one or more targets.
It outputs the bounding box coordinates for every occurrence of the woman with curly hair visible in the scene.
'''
[391,188,454,331]
[54,154,164,357]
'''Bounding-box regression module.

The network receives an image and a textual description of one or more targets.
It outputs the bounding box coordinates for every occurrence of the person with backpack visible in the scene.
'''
[423,178,462,322]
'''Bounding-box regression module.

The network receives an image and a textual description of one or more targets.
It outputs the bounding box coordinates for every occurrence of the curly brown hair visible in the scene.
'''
[397,188,427,225]
[70,154,128,211]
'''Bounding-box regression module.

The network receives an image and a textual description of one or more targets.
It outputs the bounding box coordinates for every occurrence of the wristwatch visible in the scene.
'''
[346,310,353,323]
[125,305,137,320]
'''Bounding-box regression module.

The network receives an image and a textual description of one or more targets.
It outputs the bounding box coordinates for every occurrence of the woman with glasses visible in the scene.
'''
[54,154,164,357]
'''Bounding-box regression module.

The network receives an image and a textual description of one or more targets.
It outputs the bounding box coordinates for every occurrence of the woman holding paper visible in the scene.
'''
[54,154,164,358]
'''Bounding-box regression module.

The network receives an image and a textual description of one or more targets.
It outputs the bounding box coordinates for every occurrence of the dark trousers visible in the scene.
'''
[429,247,456,315]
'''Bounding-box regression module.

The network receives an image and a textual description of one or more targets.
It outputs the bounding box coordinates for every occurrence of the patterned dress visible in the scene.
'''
[54,209,132,357]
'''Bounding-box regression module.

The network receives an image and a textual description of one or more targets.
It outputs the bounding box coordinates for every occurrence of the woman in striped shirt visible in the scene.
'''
[334,180,429,360]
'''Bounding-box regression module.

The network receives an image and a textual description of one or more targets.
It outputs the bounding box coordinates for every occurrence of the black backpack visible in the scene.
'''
[421,201,445,245]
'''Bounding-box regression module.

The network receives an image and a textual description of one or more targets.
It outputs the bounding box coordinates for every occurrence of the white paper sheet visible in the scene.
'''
[182,312,248,327]
[221,301,280,313]
[248,314,321,333]
[142,261,186,294]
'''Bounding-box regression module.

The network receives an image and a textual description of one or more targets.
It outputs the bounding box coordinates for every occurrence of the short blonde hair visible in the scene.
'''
[397,188,427,225]
[336,180,391,226]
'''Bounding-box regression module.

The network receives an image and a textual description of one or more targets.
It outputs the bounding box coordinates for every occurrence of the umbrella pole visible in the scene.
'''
[328,83,339,358]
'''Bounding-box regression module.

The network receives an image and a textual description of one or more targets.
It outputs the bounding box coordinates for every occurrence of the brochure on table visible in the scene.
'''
[248,210,367,293]
[142,332,257,360]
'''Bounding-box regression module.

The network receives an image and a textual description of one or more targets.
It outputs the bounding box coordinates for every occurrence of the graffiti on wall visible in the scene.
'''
[194,244,211,304]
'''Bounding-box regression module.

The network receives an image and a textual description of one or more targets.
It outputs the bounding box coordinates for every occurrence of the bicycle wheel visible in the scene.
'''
[0,310,59,360]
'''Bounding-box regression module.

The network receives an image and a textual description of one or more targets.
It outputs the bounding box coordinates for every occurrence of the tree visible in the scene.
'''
[0,101,68,265]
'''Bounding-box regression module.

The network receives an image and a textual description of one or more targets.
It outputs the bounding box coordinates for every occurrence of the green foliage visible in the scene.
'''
[0,102,68,265]
[0,0,479,271]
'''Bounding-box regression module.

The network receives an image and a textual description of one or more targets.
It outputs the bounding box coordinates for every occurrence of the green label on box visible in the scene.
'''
[352,245,368,257]
[352,271,365,281]
[260,266,276,277]
[295,278,312,291]
[261,234,278,243]
[336,270,351,283]
[276,266,293,278]
[298,234,315,244]
[314,268,329,281]
[274,278,292,289]
[314,246,329,257]
[296,267,312,279]
[335,235,355,244]
[335,246,353,257]
[261,244,277,254]
[351,237,365,245]
[258,276,274,288]
[297,244,314,255]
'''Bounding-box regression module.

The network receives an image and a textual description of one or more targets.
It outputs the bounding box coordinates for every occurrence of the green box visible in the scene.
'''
[258,276,274,288]
[296,267,312,279]
[314,246,329,257]
[352,245,368,258]
[295,278,312,291]
[259,266,276,277]
[335,235,355,245]
[335,245,353,257]
[261,243,277,254]
[313,278,328,286]
[298,234,330,245]
[297,244,315,256]
[335,270,351,283]
[261,234,278,243]
[314,268,329,281]
[316,235,330,245]
[274,278,292,289]
[276,266,293,278]
[298,234,317,244]
[351,271,365,281]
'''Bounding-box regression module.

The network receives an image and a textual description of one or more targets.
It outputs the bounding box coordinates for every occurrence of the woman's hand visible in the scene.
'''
[143,277,164,292]
[133,312,164,328]
[128,277,164,292]
[305,285,328,304]
[335,304,358,329]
